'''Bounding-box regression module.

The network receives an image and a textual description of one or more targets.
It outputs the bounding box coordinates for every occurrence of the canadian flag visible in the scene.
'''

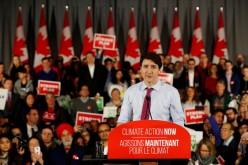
[148,8,162,54]
[81,6,94,58]
[13,6,29,64]
[168,7,184,63]
[59,6,74,66]
[212,7,228,64]
[124,8,141,71]
[190,7,205,65]
[104,7,120,68]
[33,4,51,72]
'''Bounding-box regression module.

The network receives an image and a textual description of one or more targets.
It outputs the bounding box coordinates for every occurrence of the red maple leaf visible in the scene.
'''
[13,37,25,56]
[82,35,93,55]
[168,35,183,58]
[125,35,140,58]
[148,39,160,52]
[59,36,73,57]
[214,39,227,58]
[190,35,204,56]
[36,33,51,56]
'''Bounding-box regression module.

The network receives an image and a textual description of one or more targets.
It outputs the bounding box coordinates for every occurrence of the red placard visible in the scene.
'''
[185,109,207,125]
[158,73,173,85]
[93,33,116,50]
[75,112,103,126]
[108,120,191,159]
[37,80,61,96]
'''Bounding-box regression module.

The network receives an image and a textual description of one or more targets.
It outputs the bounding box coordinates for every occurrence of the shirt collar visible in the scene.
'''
[223,135,234,146]
[140,80,161,91]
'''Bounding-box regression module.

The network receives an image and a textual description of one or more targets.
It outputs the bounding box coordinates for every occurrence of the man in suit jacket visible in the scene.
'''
[0,78,20,125]
[217,122,238,165]
[78,51,107,97]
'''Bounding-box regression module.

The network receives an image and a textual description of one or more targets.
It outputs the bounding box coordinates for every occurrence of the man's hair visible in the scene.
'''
[41,57,50,62]
[140,52,162,69]
[225,60,233,65]
[98,122,111,132]
[225,107,238,114]
[41,126,53,133]
[222,122,235,131]
[187,58,195,64]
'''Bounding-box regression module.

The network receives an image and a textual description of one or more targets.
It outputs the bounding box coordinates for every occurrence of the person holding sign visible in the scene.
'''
[117,53,184,126]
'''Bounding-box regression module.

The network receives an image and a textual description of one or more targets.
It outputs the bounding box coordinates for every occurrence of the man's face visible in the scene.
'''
[80,86,90,97]
[187,60,195,71]
[242,68,248,78]
[216,82,225,94]
[213,112,224,125]
[42,59,50,69]
[86,53,95,64]
[46,93,56,107]
[41,128,53,144]
[0,64,4,73]
[221,123,234,141]
[3,79,13,92]
[225,109,237,123]
[225,62,233,72]
[141,59,159,85]
[90,120,98,133]
[200,54,208,64]
[27,109,39,125]
[98,124,110,141]
[61,130,73,146]
[239,124,248,136]
[18,72,27,80]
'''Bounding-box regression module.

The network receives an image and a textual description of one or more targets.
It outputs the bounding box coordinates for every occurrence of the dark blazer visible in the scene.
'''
[78,63,107,97]
[0,92,20,123]
[181,68,202,90]
[217,137,238,165]
[20,123,41,141]
[220,72,240,95]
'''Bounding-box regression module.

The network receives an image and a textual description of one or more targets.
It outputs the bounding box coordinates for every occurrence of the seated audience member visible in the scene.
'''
[21,108,41,141]
[188,138,219,165]
[208,80,232,114]
[236,132,248,165]
[41,92,72,127]
[205,64,219,97]
[40,126,56,164]
[98,123,111,155]
[14,66,33,100]
[49,123,84,165]
[105,88,122,107]
[217,123,238,165]
[240,66,248,94]
[0,134,24,165]
[70,85,98,123]
[24,137,45,165]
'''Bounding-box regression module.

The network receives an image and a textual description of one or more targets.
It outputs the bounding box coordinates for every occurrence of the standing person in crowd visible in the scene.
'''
[78,51,107,97]
[173,61,185,89]
[97,123,111,156]
[23,63,35,80]
[234,53,246,79]
[49,123,84,165]
[8,55,22,82]
[188,138,219,165]
[118,53,184,125]
[217,58,226,77]
[217,123,238,165]
[70,85,98,124]
[1,78,20,125]
[221,60,240,96]
[205,64,219,97]
[14,66,33,100]
[240,66,248,94]
[105,88,122,107]
[225,108,240,140]
[0,62,8,87]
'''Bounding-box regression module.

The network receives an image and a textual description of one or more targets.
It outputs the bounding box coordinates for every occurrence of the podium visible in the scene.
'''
[108,120,191,160]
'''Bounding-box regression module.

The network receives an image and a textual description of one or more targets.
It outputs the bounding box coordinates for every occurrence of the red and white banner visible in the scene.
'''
[124,8,141,71]
[93,33,116,50]
[185,109,207,125]
[13,7,29,64]
[37,80,61,96]
[168,7,184,63]
[33,5,51,72]
[190,7,205,65]
[158,73,174,85]
[212,7,228,64]
[75,112,103,126]
[148,8,162,54]
[81,6,94,58]
[104,7,120,68]
[59,6,74,66]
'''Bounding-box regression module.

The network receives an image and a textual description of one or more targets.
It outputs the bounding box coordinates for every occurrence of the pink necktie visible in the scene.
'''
[141,88,153,120]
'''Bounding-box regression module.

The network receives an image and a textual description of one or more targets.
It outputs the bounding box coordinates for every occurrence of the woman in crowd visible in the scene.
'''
[205,64,219,97]
[188,138,219,165]
[236,132,248,165]
[8,55,22,82]
[105,88,122,107]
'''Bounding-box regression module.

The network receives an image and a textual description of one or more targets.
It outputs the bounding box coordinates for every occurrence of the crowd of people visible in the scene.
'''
[0,51,248,164]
